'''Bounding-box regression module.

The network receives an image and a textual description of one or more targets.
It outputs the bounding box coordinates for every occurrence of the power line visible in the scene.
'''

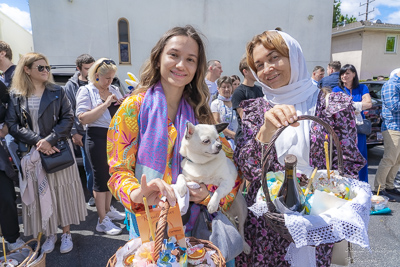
[359,0,375,21]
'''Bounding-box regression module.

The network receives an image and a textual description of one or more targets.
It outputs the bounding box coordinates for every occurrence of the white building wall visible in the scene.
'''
[361,31,400,79]
[0,11,33,64]
[29,0,333,81]
[331,32,363,76]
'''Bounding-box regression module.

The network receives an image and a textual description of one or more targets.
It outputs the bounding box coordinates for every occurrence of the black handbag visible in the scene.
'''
[40,97,75,173]
[356,119,372,135]
[40,139,74,173]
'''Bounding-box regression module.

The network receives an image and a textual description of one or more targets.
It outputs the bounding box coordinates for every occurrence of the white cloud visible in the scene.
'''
[374,0,400,8]
[387,10,400,24]
[0,3,31,32]
[341,0,400,22]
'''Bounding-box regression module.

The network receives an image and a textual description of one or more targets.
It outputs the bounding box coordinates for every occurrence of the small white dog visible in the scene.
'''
[176,122,250,254]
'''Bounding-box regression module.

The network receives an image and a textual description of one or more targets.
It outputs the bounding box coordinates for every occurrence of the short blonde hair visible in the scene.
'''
[88,58,117,83]
[11,52,54,97]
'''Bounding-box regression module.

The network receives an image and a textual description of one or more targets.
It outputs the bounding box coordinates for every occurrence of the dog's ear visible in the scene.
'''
[215,123,229,134]
[185,122,196,139]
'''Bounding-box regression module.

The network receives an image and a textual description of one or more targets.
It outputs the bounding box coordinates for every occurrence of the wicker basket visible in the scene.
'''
[4,237,45,267]
[107,201,226,267]
[260,115,345,243]
[154,201,226,266]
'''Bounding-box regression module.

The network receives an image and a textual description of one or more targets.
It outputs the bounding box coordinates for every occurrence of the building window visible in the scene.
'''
[118,18,131,64]
[386,35,397,53]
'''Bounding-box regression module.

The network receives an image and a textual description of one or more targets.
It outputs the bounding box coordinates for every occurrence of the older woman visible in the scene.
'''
[211,76,238,148]
[333,64,372,183]
[234,31,366,266]
[76,58,125,235]
[6,52,87,254]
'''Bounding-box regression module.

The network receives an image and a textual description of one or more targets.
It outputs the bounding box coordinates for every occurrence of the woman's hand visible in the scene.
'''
[257,104,300,143]
[104,94,117,107]
[36,139,60,155]
[189,183,209,203]
[0,124,8,138]
[130,174,176,207]
[115,96,126,105]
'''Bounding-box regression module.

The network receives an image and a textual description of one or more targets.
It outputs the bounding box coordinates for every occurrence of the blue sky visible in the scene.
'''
[1,0,400,33]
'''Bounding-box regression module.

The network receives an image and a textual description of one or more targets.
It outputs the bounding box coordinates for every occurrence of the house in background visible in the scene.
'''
[332,20,400,80]
[0,10,33,64]
[29,0,333,81]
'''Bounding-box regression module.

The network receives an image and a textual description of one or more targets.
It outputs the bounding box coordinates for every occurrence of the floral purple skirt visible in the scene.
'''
[236,210,333,267]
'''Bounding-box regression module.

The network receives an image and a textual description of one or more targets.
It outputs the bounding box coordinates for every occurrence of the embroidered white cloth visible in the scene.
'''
[249,178,371,266]
[20,148,53,230]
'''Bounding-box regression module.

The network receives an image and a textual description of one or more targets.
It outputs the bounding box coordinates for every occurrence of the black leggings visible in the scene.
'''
[86,127,110,192]
[0,170,20,243]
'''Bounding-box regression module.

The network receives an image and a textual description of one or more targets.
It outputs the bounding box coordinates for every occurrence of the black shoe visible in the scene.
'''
[380,190,397,202]
[386,188,400,196]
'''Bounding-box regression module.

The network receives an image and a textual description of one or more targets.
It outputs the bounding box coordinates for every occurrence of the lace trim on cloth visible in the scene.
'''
[248,178,371,267]
[285,243,316,267]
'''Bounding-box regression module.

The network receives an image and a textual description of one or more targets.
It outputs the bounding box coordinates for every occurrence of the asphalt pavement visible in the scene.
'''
[2,145,400,267]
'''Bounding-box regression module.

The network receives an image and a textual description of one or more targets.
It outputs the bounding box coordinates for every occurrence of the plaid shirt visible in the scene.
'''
[381,74,400,131]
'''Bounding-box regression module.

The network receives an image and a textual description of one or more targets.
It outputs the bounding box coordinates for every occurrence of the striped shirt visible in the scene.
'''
[381,74,400,131]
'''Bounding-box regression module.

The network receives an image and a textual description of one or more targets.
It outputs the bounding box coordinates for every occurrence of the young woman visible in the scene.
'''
[211,76,238,149]
[107,26,242,251]
[234,31,366,266]
[230,74,241,91]
[333,64,372,183]
[6,52,87,254]
[76,58,125,236]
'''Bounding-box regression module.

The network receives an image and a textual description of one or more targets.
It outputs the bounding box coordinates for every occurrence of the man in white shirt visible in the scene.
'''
[205,60,223,105]
[311,65,325,86]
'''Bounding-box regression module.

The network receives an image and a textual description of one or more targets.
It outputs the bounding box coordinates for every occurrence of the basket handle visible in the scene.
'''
[261,115,344,212]
[153,201,171,262]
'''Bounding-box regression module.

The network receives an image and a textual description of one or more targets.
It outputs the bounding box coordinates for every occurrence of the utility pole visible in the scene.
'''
[359,0,375,21]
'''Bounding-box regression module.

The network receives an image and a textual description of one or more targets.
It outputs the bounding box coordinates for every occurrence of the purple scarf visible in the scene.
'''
[135,81,200,232]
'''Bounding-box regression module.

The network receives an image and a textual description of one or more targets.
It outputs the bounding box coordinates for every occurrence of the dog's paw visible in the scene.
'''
[207,201,219,214]
[176,184,187,198]
[243,241,251,254]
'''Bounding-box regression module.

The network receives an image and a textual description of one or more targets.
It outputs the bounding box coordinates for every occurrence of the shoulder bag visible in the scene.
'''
[39,93,75,173]
[339,87,372,135]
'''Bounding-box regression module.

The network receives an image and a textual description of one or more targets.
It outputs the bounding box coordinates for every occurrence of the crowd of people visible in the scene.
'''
[0,23,399,266]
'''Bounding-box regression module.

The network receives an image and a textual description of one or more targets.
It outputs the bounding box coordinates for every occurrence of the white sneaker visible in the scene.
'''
[106,206,125,221]
[7,237,25,251]
[96,216,122,235]
[87,197,95,207]
[41,234,57,253]
[60,233,73,254]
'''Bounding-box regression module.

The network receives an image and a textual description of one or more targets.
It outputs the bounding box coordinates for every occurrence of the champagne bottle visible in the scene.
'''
[277,154,304,212]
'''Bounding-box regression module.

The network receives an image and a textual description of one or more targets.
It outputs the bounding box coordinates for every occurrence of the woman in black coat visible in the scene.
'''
[6,53,87,254]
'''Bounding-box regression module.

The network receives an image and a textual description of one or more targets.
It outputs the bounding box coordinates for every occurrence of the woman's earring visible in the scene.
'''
[96,78,99,83]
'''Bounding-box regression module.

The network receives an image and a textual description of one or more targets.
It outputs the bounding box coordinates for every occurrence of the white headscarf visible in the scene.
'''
[251,31,320,175]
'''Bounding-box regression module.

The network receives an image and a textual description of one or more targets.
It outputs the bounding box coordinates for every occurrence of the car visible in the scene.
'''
[360,80,386,148]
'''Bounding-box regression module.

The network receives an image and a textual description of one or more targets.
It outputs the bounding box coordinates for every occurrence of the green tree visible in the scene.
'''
[333,0,357,28]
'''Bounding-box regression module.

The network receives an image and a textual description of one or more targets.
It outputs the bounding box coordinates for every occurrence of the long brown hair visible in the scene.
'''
[11,52,54,97]
[134,25,214,124]
[246,31,289,73]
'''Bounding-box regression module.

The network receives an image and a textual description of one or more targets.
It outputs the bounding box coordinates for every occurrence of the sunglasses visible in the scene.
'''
[95,59,116,73]
[34,65,51,72]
